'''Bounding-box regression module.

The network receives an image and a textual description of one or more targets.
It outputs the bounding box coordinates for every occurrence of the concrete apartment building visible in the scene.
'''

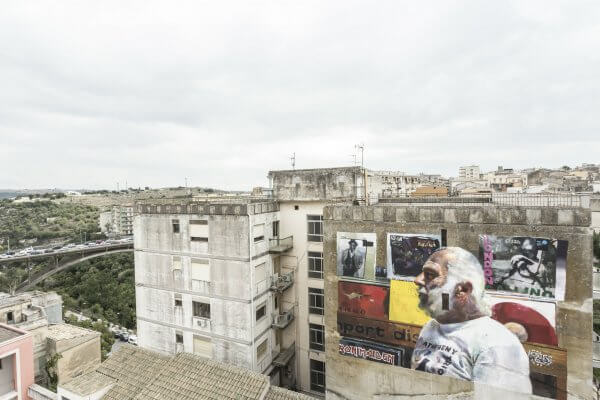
[133,200,298,387]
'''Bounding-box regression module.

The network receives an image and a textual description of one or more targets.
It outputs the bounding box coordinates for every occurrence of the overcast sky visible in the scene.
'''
[1,1,598,190]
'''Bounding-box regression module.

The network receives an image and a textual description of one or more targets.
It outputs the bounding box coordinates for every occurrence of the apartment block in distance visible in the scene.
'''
[133,200,297,387]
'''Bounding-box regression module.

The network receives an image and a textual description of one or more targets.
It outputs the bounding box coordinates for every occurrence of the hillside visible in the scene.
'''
[0,199,100,251]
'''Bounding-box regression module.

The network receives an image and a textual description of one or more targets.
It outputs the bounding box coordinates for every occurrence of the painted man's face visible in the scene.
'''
[414,251,451,320]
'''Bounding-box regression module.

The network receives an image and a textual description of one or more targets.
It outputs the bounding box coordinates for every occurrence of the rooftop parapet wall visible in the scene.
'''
[136,201,279,216]
[323,204,593,400]
[268,167,365,201]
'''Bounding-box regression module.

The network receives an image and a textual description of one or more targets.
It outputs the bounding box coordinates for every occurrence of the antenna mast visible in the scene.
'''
[355,144,364,168]
[290,152,296,170]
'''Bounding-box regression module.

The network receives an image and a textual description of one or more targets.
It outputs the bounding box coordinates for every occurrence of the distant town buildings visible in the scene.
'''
[99,205,134,236]
[458,165,481,180]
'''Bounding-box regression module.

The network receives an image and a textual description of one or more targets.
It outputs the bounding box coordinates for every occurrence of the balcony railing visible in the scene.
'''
[192,316,211,332]
[272,309,294,329]
[269,236,293,254]
[270,271,294,292]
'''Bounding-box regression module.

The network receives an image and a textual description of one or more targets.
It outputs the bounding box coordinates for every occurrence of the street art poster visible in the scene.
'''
[479,235,568,300]
[489,295,557,346]
[335,245,566,399]
[388,280,430,326]
[337,232,376,280]
[338,281,389,320]
[339,337,408,367]
[387,233,441,280]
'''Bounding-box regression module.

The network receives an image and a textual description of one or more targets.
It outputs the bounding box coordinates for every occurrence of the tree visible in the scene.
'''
[0,268,27,295]
[45,352,62,391]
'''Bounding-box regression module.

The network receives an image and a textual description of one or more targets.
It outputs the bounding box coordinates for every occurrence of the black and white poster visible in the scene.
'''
[386,233,441,280]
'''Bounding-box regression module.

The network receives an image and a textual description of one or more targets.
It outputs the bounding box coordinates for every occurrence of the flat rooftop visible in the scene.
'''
[0,325,25,343]
[46,323,100,342]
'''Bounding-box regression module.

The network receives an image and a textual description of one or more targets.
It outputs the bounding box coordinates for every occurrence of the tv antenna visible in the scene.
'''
[290,152,296,170]
[350,153,357,165]
[355,144,364,168]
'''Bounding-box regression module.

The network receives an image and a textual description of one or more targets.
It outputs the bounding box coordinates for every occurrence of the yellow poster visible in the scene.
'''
[389,280,431,326]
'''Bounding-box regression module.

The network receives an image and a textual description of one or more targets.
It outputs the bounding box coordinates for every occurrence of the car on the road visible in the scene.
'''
[119,331,130,342]
[128,334,138,346]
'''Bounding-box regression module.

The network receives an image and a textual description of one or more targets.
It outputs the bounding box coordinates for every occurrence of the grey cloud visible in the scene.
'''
[0,0,598,190]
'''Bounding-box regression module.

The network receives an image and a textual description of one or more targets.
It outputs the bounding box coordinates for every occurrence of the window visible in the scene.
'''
[273,295,278,310]
[190,220,208,225]
[309,324,325,351]
[272,221,279,237]
[175,332,183,344]
[6,311,13,323]
[308,288,324,315]
[310,359,326,393]
[191,259,210,282]
[308,252,324,279]
[256,303,266,321]
[294,205,299,210]
[172,219,180,233]
[253,223,265,243]
[307,215,323,242]
[256,339,268,361]
[191,237,208,242]
[174,294,182,307]
[193,301,210,318]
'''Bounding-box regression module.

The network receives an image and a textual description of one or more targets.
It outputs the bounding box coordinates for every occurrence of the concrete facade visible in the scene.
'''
[133,200,296,384]
[322,203,593,400]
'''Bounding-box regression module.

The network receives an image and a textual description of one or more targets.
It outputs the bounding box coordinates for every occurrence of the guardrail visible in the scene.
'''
[0,242,133,264]
[268,236,293,253]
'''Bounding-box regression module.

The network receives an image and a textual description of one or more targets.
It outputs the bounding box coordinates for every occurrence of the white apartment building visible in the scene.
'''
[458,165,480,180]
[133,200,297,388]
[100,205,134,236]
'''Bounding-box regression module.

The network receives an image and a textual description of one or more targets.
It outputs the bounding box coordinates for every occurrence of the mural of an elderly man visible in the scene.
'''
[411,247,532,393]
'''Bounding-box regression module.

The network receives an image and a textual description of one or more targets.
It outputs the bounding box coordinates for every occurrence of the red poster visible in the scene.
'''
[338,281,389,320]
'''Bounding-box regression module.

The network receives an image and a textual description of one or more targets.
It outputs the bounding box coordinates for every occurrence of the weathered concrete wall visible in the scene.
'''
[269,167,366,201]
[323,204,593,400]
[134,204,281,373]
[52,336,101,384]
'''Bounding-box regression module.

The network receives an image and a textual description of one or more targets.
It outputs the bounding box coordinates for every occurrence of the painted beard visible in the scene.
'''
[418,276,460,321]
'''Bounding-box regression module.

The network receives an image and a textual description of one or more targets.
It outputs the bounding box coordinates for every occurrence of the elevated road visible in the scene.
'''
[0,242,133,265]
[0,243,134,293]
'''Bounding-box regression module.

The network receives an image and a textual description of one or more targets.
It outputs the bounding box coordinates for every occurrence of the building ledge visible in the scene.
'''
[272,342,295,367]
[269,236,293,254]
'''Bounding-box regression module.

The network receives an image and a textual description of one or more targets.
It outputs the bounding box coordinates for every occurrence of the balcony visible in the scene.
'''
[272,309,294,329]
[270,271,294,293]
[192,316,211,332]
[272,342,295,368]
[269,236,293,254]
